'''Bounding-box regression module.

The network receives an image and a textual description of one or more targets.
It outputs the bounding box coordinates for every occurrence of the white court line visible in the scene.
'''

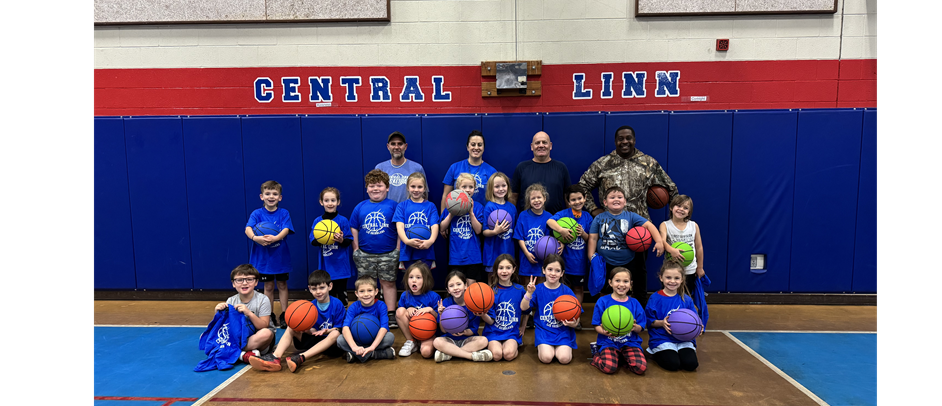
[191,365,252,406]
[722,331,830,406]
[713,329,875,334]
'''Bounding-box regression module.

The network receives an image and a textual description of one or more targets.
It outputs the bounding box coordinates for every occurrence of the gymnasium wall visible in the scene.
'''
[94,109,877,293]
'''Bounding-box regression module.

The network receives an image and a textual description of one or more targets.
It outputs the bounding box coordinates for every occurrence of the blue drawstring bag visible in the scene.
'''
[589,254,607,296]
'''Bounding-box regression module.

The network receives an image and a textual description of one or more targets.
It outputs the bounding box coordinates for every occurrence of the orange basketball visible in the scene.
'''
[408,312,438,341]
[646,185,670,209]
[552,294,582,322]
[463,282,495,314]
[285,300,319,331]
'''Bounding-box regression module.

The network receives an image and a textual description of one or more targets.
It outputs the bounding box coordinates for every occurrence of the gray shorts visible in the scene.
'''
[353,249,399,282]
[440,336,471,348]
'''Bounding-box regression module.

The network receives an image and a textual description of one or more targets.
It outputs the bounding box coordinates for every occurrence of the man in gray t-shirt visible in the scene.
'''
[374,131,426,203]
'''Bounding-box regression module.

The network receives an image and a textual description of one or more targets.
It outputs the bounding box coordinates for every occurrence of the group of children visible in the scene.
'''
[221,162,706,374]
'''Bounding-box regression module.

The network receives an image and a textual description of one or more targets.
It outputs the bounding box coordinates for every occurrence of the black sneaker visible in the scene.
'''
[287,354,305,373]
[248,354,281,372]
[526,317,535,329]
[373,347,396,360]
[388,312,398,329]
[278,313,287,329]
[344,351,355,363]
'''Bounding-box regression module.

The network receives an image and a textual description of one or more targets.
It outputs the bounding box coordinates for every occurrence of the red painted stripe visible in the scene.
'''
[209,398,692,406]
[94,60,876,116]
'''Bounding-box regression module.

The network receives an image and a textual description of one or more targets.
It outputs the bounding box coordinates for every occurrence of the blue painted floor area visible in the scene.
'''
[731,332,876,406]
[95,326,281,405]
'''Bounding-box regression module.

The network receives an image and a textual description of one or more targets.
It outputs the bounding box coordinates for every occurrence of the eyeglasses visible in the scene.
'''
[233,278,257,284]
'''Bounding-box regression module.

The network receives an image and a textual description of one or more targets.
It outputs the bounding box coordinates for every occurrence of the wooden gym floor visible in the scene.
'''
[94,300,876,406]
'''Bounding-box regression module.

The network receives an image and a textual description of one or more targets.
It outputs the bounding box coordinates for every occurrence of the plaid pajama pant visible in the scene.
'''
[591,345,647,375]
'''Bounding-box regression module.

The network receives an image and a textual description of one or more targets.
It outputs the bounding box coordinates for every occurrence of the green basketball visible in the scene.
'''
[666,241,694,267]
[552,217,578,244]
[601,305,634,336]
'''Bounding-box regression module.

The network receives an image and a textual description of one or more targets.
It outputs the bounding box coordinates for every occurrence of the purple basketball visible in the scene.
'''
[666,308,703,342]
[534,235,562,261]
[439,305,469,334]
[487,209,513,230]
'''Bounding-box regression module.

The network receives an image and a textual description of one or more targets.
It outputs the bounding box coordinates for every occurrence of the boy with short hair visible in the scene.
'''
[350,169,401,328]
[214,264,276,363]
[547,184,594,327]
[244,180,295,329]
[337,276,397,362]
[249,270,346,373]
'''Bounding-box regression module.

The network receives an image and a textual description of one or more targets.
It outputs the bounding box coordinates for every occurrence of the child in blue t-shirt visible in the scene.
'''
[481,172,517,274]
[646,260,700,372]
[394,172,440,271]
[310,187,354,306]
[338,276,396,363]
[394,262,441,358]
[547,184,593,325]
[513,183,558,280]
[244,180,295,329]
[481,254,527,361]
[350,169,401,327]
[440,173,486,285]
[521,254,579,364]
[432,270,493,362]
[248,270,347,373]
[590,267,647,375]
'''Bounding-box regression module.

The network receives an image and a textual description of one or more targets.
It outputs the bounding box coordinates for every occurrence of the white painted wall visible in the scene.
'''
[94,0,876,69]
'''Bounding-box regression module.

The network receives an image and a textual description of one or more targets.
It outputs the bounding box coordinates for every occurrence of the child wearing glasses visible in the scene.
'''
[214,264,277,364]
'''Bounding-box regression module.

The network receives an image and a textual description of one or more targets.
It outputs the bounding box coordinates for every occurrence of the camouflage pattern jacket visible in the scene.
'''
[577,149,678,221]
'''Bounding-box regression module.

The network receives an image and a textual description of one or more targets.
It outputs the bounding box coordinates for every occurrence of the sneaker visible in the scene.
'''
[434,350,452,363]
[343,351,355,363]
[249,354,282,372]
[526,317,535,329]
[388,312,398,329]
[471,349,494,362]
[286,354,305,373]
[398,340,417,357]
[278,313,287,329]
[373,347,396,360]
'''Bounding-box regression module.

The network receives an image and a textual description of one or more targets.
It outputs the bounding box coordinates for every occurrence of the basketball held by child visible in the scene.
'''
[285,300,319,332]
[408,312,438,341]
[667,308,703,341]
[625,226,653,252]
[440,305,469,334]
[464,282,495,314]
[646,185,670,209]
[446,190,472,217]
[534,235,562,261]
[552,294,582,322]
[666,241,694,267]
[487,209,512,230]
[600,305,634,336]
[253,221,280,236]
[405,223,432,241]
[312,219,340,245]
[552,217,578,244]
[350,314,381,346]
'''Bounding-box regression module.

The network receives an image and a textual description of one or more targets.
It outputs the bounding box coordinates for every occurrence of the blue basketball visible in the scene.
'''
[252,221,280,236]
[487,209,513,230]
[406,223,432,241]
[350,314,381,346]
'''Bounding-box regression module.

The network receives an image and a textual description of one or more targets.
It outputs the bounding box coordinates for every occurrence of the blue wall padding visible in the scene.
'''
[727,111,798,292]
[301,115,365,290]
[182,117,249,290]
[94,117,137,289]
[241,116,309,289]
[853,110,876,293]
[94,109,877,294]
[666,112,733,292]
[790,110,863,292]
[123,117,193,289]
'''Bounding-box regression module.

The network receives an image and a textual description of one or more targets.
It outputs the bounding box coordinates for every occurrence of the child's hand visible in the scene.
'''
[472,311,486,318]
[416,239,432,250]
[555,243,564,255]
[562,318,580,328]
[524,250,537,264]
[696,267,706,278]
[332,232,343,244]
[495,220,510,234]
[312,329,327,336]
[526,276,537,293]
[407,307,417,317]
[215,303,227,312]
[667,246,682,259]
[437,299,445,314]
[662,318,672,335]
[653,241,665,257]
[575,225,586,239]
[235,304,248,314]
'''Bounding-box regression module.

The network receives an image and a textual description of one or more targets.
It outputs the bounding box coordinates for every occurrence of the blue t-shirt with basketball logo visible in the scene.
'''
[442,160,497,206]
[513,208,554,277]
[482,201,517,269]
[645,290,698,349]
[310,214,354,280]
[528,283,577,348]
[342,299,390,330]
[393,199,440,262]
[589,210,648,266]
[439,296,482,341]
[441,204,485,266]
[350,198,399,254]
[483,283,526,344]
[398,290,441,311]
[592,294,646,350]
[551,209,593,276]
[308,296,347,332]
[246,207,295,275]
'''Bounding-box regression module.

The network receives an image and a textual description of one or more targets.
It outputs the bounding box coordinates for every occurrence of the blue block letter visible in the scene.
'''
[282,77,301,102]
[340,76,362,102]
[572,73,592,100]
[399,76,425,102]
[432,76,452,102]
[255,77,273,103]
[309,77,332,102]
[370,76,391,102]
[655,71,680,97]
[622,72,647,98]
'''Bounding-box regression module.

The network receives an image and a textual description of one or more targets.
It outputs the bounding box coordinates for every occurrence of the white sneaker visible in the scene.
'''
[399,340,418,357]
[434,350,452,363]
[471,349,493,362]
